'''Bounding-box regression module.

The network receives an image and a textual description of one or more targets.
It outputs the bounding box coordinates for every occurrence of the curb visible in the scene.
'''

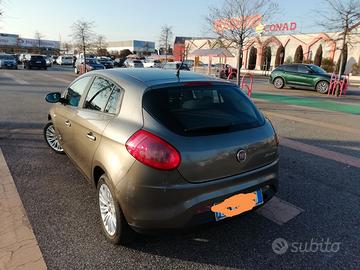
[0,148,47,270]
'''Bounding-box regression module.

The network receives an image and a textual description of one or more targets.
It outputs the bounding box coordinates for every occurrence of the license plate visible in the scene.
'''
[214,189,263,221]
[36,61,41,64]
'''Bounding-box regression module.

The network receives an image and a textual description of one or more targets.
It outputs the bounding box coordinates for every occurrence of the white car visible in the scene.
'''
[124,59,144,68]
[56,55,73,65]
[141,59,161,68]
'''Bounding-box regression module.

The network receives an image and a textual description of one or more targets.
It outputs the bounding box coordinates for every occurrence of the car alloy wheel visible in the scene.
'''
[316,81,329,94]
[99,183,117,236]
[44,122,64,153]
[274,77,284,89]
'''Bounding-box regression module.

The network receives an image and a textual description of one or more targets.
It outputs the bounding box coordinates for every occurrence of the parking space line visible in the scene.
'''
[256,196,304,225]
[280,137,360,168]
[36,72,72,84]
[2,72,28,85]
[0,148,47,270]
[265,111,360,136]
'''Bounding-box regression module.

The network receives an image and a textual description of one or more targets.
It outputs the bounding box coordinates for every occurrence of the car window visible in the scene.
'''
[309,65,327,74]
[143,85,265,136]
[284,65,297,72]
[84,77,114,112]
[65,76,92,107]
[298,65,310,73]
[105,85,123,114]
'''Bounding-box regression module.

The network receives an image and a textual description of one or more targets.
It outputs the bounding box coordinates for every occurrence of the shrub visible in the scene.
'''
[303,59,313,64]
[352,57,360,75]
[285,56,292,64]
[294,46,304,63]
[321,58,335,73]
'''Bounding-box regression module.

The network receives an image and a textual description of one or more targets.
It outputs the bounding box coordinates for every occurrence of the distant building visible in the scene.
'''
[0,32,60,55]
[173,36,209,61]
[184,23,360,74]
[107,40,155,55]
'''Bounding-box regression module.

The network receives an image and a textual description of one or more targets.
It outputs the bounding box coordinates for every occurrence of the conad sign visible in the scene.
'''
[256,22,297,34]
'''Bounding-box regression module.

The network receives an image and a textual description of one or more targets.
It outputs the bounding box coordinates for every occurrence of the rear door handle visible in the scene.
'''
[86,132,96,141]
[65,120,71,127]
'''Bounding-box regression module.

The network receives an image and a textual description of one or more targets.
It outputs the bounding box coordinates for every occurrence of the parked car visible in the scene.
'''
[141,59,161,68]
[124,59,144,68]
[0,54,18,69]
[43,55,53,67]
[162,61,190,71]
[56,55,73,65]
[52,55,58,64]
[96,56,114,69]
[183,60,206,68]
[24,55,47,70]
[43,68,279,245]
[269,64,332,94]
[219,64,237,79]
[74,58,105,74]
[114,58,126,67]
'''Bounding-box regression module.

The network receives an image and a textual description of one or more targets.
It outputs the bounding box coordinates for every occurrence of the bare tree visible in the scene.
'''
[207,0,278,85]
[159,25,173,62]
[34,31,45,53]
[71,20,95,72]
[62,42,72,54]
[318,0,360,95]
[94,34,108,55]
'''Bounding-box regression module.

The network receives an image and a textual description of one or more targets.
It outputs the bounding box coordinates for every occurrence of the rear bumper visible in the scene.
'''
[117,159,279,232]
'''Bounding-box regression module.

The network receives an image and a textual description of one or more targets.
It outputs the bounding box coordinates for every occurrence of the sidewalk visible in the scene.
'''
[0,148,47,270]
[193,67,360,87]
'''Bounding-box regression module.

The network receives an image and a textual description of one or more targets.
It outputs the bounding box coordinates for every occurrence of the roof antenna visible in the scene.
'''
[176,59,185,78]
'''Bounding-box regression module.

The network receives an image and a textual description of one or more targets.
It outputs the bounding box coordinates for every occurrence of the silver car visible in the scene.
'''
[44,69,279,245]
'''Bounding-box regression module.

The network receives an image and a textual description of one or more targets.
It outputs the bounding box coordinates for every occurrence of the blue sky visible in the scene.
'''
[1,0,326,44]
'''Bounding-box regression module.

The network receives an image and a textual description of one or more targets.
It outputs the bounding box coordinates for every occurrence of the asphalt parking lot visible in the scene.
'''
[0,67,359,270]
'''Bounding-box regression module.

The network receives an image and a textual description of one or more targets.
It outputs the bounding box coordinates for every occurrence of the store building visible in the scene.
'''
[107,40,155,55]
[0,33,60,55]
[184,22,360,74]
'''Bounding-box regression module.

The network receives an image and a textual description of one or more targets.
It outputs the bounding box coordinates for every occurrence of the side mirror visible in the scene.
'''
[45,92,62,103]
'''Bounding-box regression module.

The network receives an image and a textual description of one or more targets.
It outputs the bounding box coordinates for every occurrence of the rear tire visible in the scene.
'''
[273,77,284,89]
[97,175,134,245]
[316,81,329,94]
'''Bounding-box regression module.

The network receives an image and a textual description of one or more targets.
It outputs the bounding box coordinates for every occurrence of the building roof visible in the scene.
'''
[190,48,234,57]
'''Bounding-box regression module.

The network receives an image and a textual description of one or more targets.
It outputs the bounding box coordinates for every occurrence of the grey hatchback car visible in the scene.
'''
[44,69,279,244]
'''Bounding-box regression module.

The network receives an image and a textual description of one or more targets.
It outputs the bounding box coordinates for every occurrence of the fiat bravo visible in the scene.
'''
[44,69,279,244]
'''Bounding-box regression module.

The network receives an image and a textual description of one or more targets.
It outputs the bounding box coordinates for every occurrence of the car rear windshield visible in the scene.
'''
[143,84,265,136]
[31,56,44,61]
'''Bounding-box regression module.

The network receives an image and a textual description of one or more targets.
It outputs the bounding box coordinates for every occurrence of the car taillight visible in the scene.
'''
[125,130,181,170]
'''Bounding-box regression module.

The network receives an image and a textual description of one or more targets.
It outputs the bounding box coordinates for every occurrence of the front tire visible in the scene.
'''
[97,175,134,245]
[44,122,64,154]
[316,81,329,94]
[273,77,284,89]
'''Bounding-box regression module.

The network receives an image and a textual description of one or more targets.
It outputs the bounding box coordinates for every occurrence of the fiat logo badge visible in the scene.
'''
[236,149,247,163]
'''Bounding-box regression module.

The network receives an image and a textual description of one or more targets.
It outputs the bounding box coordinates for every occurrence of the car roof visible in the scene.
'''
[90,68,232,89]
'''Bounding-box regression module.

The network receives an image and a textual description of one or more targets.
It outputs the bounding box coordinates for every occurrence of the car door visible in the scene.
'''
[296,65,318,87]
[283,65,300,85]
[68,76,123,180]
[53,76,92,157]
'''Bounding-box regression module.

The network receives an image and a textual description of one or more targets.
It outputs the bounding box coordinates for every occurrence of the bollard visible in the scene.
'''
[241,73,254,97]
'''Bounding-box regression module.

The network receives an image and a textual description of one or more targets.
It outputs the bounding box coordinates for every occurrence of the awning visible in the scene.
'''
[189,48,234,57]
